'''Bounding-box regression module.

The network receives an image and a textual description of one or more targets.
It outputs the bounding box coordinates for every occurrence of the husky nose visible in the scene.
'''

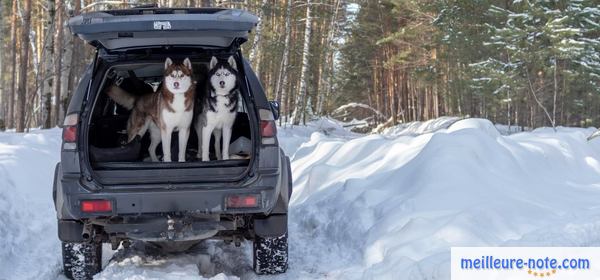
[174,82,180,88]
[219,81,225,87]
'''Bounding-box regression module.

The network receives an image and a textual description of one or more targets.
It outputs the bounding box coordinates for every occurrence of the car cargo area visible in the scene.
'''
[86,58,254,174]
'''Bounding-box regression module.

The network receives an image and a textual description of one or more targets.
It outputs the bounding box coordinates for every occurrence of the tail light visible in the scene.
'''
[80,200,113,213]
[259,109,277,145]
[261,120,277,137]
[226,194,259,208]
[62,114,78,150]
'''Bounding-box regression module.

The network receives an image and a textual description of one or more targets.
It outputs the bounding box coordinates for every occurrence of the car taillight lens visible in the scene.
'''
[63,126,77,142]
[226,194,259,208]
[259,109,277,145]
[62,114,78,150]
[81,200,113,213]
[261,120,277,138]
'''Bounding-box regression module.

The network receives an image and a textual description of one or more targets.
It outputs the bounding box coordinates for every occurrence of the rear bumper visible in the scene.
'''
[63,185,279,218]
[54,152,291,220]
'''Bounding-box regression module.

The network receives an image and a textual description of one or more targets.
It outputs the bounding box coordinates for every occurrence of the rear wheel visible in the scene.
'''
[62,241,102,280]
[253,233,288,274]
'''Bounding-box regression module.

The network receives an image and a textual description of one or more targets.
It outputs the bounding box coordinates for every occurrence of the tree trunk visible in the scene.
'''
[40,0,56,128]
[0,0,4,124]
[42,0,56,128]
[317,0,340,116]
[7,0,18,129]
[26,0,45,129]
[16,0,32,132]
[248,0,267,73]
[552,58,558,127]
[276,0,292,123]
[52,0,64,127]
[201,0,211,7]
[291,0,312,125]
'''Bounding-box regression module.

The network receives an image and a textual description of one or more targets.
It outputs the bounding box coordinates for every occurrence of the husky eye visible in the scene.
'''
[225,73,230,76]
[216,73,221,77]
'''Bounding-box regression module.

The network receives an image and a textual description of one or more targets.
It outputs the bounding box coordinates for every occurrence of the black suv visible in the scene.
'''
[53,7,291,279]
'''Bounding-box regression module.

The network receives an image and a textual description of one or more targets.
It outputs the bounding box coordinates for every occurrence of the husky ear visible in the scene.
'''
[227,56,237,71]
[183,58,192,70]
[209,56,218,70]
[164,57,173,70]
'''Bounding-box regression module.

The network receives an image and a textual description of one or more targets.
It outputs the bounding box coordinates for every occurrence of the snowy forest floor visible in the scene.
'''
[2,117,600,280]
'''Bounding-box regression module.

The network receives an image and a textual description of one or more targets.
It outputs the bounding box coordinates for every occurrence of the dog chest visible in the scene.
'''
[162,93,193,129]
[205,96,236,128]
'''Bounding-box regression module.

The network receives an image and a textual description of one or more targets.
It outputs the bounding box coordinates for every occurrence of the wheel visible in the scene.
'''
[253,233,288,274]
[62,241,102,280]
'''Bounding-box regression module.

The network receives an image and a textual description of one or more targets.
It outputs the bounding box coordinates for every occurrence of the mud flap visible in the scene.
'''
[254,214,287,238]
[58,220,85,242]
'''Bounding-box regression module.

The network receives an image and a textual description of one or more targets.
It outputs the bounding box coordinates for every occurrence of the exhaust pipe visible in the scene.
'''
[82,224,93,241]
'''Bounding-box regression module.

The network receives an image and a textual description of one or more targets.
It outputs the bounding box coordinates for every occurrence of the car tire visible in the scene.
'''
[62,241,102,280]
[253,233,288,274]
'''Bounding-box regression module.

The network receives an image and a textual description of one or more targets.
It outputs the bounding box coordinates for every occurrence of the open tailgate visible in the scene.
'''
[68,8,258,50]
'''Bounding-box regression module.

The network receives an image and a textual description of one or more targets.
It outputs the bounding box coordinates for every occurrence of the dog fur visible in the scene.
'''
[107,57,196,162]
[195,56,239,161]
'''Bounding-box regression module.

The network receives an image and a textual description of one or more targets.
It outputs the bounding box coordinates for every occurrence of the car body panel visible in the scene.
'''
[69,8,258,50]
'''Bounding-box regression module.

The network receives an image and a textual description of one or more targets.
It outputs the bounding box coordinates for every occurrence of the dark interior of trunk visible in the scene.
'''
[87,61,252,167]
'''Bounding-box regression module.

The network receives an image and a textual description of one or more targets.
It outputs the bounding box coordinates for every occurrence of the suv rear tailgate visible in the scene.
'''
[69,8,258,50]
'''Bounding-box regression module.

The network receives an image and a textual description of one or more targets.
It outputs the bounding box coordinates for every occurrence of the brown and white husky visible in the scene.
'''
[107,57,196,162]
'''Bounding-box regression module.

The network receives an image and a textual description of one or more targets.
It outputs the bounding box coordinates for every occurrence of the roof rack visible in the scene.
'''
[99,7,228,16]
[81,1,158,12]
[81,2,221,13]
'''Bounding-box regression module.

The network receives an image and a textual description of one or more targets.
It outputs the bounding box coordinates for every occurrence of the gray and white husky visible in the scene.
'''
[195,56,239,161]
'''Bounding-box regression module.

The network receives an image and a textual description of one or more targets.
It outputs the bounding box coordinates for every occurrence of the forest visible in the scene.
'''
[0,0,598,132]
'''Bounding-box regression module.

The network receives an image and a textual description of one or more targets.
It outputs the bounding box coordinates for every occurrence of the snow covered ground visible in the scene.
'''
[1,118,600,279]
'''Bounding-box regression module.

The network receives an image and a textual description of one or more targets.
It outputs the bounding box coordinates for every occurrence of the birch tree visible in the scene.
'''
[248,0,267,72]
[16,0,32,132]
[0,0,4,125]
[52,0,64,127]
[275,0,293,123]
[7,0,18,129]
[317,0,341,115]
[291,0,312,125]
[41,0,55,128]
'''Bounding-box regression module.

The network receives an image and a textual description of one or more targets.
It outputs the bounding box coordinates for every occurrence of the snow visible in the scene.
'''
[0,129,63,279]
[379,116,462,137]
[1,118,600,279]
[331,103,386,119]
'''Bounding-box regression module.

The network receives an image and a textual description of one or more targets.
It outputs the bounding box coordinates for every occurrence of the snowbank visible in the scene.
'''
[287,118,600,279]
[1,118,600,279]
[379,116,463,137]
[0,129,63,279]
